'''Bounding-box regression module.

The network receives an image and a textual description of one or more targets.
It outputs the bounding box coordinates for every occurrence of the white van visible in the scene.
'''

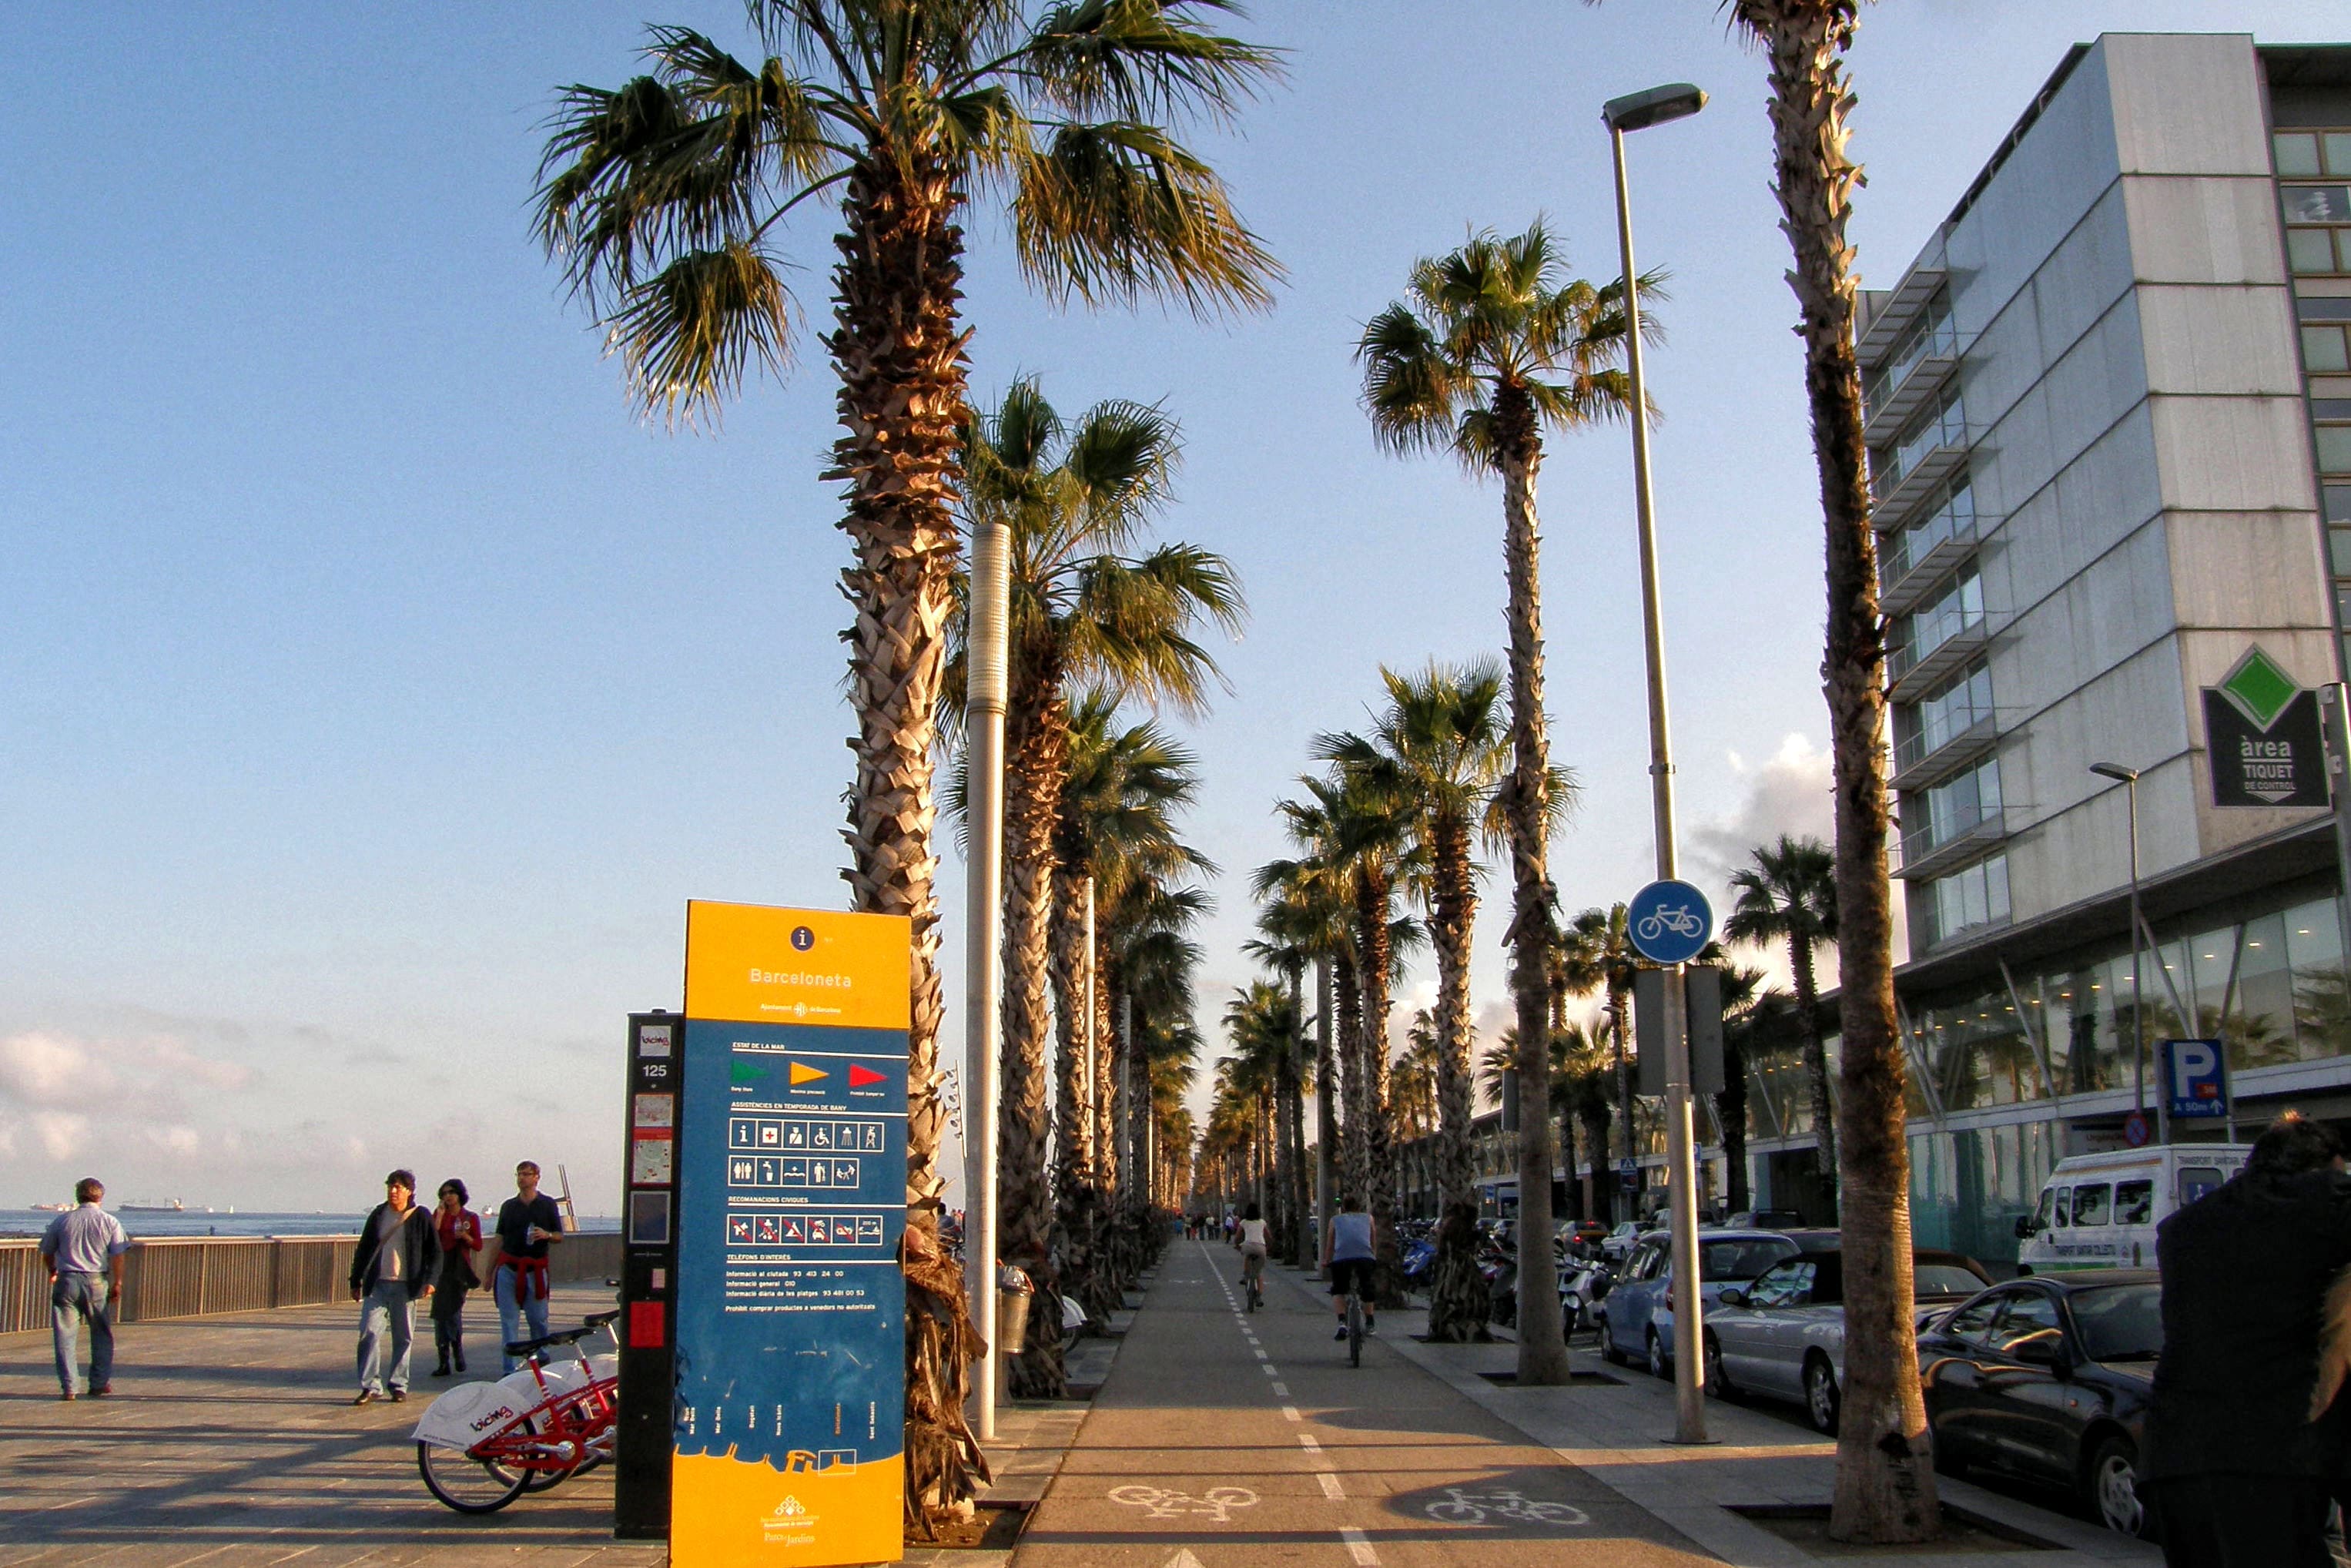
[2014,1144,2250,1272]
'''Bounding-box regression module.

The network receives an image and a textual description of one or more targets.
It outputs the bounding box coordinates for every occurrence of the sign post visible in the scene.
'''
[1626,877,1713,1442]
[2162,1038,2231,1124]
[672,901,909,1568]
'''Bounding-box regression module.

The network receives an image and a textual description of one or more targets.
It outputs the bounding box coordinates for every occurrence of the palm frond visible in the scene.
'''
[604,240,796,422]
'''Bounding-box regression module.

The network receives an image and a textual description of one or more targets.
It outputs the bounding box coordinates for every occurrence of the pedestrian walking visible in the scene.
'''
[2145,1113,2351,1566]
[478,1160,565,1373]
[348,1169,440,1406]
[428,1178,481,1377]
[40,1177,129,1400]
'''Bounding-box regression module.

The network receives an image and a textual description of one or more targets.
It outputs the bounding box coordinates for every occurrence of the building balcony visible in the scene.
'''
[1879,508,1981,615]
[1887,611,1996,700]
[1889,710,2000,793]
[1862,329,1965,446]
[1857,264,1950,367]
[1871,443,1970,531]
[1896,810,2008,883]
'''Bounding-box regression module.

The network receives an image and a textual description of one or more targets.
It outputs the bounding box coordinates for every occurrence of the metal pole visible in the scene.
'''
[1612,119,1706,1445]
[963,518,1010,1442]
[2323,686,2351,1027]
[2126,778,2160,1145]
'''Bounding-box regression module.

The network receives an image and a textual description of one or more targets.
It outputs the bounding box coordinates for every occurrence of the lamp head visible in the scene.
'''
[2089,762,2140,784]
[1603,83,1707,133]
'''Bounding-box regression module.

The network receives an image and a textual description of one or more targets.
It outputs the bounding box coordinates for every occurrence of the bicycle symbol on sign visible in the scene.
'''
[1634,904,1704,944]
[1423,1487,1590,1527]
[1106,1484,1260,1523]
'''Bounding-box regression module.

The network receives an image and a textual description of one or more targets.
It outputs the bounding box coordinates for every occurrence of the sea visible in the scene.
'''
[0,1209,619,1241]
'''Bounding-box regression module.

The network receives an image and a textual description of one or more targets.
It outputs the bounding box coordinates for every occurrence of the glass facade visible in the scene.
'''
[1872,385,1968,500]
[1864,290,1959,421]
[1898,662,1994,772]
[2278,129,2351,686]
[1891,566,1984,678]
[1921,853,2011,949]
[1882,479,1979,596]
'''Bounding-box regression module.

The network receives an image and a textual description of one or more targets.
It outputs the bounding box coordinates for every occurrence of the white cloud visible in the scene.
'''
[1689,733,1836,884]
[33,1111,89,1160]
[0,1031,112,1106]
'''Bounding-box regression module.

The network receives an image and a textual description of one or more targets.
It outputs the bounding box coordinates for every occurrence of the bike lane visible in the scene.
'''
[1010,1239,1715,1566]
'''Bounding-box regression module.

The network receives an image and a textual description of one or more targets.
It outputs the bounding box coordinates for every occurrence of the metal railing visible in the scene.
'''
[0,1232,622,1335]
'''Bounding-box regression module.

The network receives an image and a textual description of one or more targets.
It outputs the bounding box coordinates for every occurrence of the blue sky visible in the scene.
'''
[2,2,2340,1211]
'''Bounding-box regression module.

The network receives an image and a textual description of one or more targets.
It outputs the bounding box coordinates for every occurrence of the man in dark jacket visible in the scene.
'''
[348,1169,440,1406]
[2145,1113,2351,1566]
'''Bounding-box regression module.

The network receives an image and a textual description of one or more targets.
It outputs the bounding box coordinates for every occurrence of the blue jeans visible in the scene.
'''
[494,1265,549,1373]
[357,1280,415,1394]
[52,1272,113,1395]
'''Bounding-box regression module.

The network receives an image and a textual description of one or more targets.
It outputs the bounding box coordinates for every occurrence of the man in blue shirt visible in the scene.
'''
[1324,1204,1378,1341]
[40,1178,129,1400]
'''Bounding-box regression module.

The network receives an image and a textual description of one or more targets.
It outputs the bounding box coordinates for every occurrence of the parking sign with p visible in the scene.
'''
[2164,1038,2229,1120]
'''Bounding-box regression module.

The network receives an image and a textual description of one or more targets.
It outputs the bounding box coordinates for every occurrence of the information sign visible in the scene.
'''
[1626,879,1714,965]
[2163,1038,2230,1121]
[674,902,909,1568]
[2204,645,2327,807]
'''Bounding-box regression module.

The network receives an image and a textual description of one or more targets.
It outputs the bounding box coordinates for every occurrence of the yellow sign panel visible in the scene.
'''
[684,901,911,1030]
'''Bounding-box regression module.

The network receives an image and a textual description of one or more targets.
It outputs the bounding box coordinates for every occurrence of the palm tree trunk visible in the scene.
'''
[1493,404,1568,1384]
[1611,984,1632,1223]
[1314,956,1337,1273]
[1092,930,1119,1205]
[1335,947,1365,1208]
[1354,869,1405,1305]
[1426,812,1486,1340]
[1580,1097,1613,1228]
[1001,674,1066,1399]
[827,150,983,1523]
[1790,935,1838,1201]
[1744,0,1937,1539]
[1718,1032,1751,1215]
[1286,967,1312,1268]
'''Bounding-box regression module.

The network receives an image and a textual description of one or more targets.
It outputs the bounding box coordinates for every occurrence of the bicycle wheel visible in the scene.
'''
[417,1442,529,1513]
[1346,1296,1363,1368]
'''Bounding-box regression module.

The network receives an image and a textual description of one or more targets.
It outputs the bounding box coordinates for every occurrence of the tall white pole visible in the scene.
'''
[1613,119,1707,1446]
[963,518,1010,1442]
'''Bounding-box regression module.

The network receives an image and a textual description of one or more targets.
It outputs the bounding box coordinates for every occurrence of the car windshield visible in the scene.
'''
[1700,1239,1798,1281]
[1914,1264,1984,1297]
[2070,1284,2162,1362]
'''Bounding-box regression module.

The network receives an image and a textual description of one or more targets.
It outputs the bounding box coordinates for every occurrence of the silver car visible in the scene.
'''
[1704,1246,1991,1434]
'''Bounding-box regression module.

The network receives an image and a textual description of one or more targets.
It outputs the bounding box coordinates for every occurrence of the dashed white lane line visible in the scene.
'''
[1261,1363,1280,1376]
[1297,1435,1322,1455]
[1341,1525,1379,1564]
[1252,1347,1268,1359]
[1271,1382,1290,1397]
[1281,1405,1301,1422]
[1316,1471,1345,1500]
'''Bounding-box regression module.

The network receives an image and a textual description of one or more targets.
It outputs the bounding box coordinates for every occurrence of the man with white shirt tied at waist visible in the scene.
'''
[41,1177,129,1400]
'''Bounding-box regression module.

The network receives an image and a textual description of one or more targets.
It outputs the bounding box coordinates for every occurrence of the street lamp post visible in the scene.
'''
[2089,762,2161,1145]
[965,519,1011,1440]
[1603,79,1708,1446]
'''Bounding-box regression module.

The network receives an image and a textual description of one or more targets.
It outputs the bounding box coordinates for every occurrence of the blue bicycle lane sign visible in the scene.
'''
[1626,879,1713,965]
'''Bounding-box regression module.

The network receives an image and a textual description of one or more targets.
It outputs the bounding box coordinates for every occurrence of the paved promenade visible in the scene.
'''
[0,1283,659,1567]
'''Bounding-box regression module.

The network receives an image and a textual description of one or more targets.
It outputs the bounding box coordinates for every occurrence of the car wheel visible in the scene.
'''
[1646,1330,1668,1380]
[2086,1435,2152,1540]
[1703,1331,1736,1400]
[1803,1356,1841,1436]
[1599,1318,1623,1365]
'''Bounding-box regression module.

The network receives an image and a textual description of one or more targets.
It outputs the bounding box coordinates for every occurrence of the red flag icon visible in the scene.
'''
[848,1063,887,1088]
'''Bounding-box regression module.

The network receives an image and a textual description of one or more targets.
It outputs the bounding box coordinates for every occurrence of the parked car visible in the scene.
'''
[1915,1271,2161,1540]
[1559,1218,1608,1257]
[2014,1146,2249,1273]
[1596,1220,1654,1265]
[1723,1208,1806,1231]
[1705,1247,1992,1434]
[1599,1230,1802,1378]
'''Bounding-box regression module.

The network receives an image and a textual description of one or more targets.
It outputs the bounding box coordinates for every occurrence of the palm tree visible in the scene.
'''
[1319,661,1509,1338]
[535,3,1278,1525]
[1725,835,1840,1203]
[1359,223,1643,1383]
[1253,859,1352,1268]
[1559,903,1637,1218]
[1712,0,1931,1539]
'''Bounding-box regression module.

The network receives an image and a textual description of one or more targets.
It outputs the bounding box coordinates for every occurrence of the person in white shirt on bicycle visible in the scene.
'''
[1234,1203,1269,1302]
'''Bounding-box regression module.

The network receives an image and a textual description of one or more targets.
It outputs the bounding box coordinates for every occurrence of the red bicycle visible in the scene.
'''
[413,1308,620,1513]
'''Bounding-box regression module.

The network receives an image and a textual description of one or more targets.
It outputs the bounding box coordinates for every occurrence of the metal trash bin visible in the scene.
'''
[993,1289,1030,1405]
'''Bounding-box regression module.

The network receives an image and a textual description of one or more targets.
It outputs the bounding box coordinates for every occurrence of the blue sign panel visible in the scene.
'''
[2164,1037,2229,1120]
[1627,879,1714,965]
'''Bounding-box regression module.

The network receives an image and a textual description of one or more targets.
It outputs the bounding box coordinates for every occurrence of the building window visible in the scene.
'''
[1899,662,1994,766]
[1923,853,2010,948]
[2276,131,2351,179]
[1864,290,1958,412]
[2308,324,2351,375]
[2319,423,2351,474]
[1884,477,1978,588]
[1874,385,1968,495]
[2282,183,2351,276]
[1921,756,2003,849]
[1893,566,1984,669]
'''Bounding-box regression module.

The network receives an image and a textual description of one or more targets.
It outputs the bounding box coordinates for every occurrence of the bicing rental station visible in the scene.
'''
[617,900,913,1566]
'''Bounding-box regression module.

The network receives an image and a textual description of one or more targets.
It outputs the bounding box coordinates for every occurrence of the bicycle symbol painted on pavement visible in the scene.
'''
[1106,1485,1260,1522]
[1634,905,1704,943]
[1423,1487,1590,1528]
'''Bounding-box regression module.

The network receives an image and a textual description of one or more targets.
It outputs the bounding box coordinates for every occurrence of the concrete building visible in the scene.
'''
[1733,32,2351,1265]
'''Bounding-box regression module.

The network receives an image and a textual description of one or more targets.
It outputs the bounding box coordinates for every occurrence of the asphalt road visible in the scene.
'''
[1013,1239,1716,1567]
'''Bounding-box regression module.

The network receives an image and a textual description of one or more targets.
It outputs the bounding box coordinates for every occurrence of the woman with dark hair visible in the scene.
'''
[429,1179,482,1377]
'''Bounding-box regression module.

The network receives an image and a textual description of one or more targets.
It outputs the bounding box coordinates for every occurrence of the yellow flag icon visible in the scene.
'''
[788,1061,828,1087]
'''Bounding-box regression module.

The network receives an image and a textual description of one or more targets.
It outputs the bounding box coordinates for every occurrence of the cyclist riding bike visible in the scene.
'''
[1325,1204,1377,1342]
[1234,1203,1268,1307]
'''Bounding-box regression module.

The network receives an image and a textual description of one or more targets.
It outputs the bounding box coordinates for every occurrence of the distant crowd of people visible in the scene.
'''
[39,1160,568,1406]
